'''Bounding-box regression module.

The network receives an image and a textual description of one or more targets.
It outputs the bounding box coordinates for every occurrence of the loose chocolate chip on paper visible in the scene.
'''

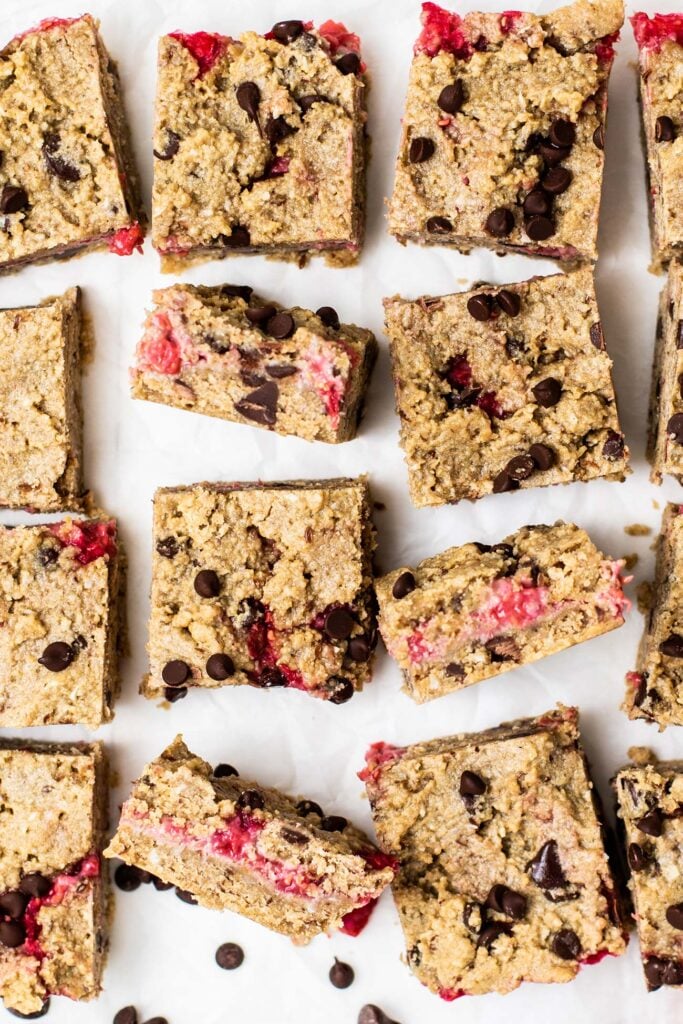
[392,571,415,599]
[656,115,676,142]
[329,957,354,988]
[660,633,683,657]
[467,293,493,321]
[114,864,142,892]
[551,928,582,960]
[236,81,261,122]
[358,1005,400,1024]
[206,653,234,680]
[165,685,187,702]
[271,20,304,43]
[175,888,198,905]
[216,941,245,969]
[532,377,562,407]
[153,129,180,160]
[38,641,74,672]
[409,137,435,163]
[496,289,521,316]
[426,215,452,233]
[485,207,514,237]
[113,1008,138,1024]
[437,80,465,113]
[316,305,340,329]
[152,876,173,891]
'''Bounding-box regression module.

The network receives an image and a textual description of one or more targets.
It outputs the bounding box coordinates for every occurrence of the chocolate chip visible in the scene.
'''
[194,569,221,598]
[538,141,569,166]
[485,634,520,661]
[459,770,486,797]
[677,320,683,349]
[392,571,415,599]
[165,685,187,702]
[271,20,304,43]
[223,225,251,247]
[532,377,562,407]
[668,413,683,443]
[256,667,287,688]
[299,94,324,112]
[156,536,178,558]
[236,790,264,812]
[437,80,465,113]
[162,660,190,686]
[485,884,527,919]
[264,115,296,147]
[37,641,74,672]
[246,304,277,325]
[409,137,435,163]
[506,454,536,481]
[152,877,173,891]
[445,662,465,679]
[335,52,361,75]
[320,815,347,832]
[627,842,648,872]
[221,288,252,307]
[645,955,683,989]
[602,430,625,460]
[525,215,555,240]
[328,676,355,704]
[329,957,354,988]
[496,290,521,316]
[0,184,29,214]
[656,115,676,142]
[348,636,371,662]
[492,469,519,493]
[636,808,663,837]
[593,124,605,150]
[467,293,493,321]
[542,166,572,195]
[529,840,567,888]
[477,922,513,950]
[666,903,683,930]
[281,827,308,845]
[36,545,58,567]
[114,864,142,892]
[426,215,452,233]
[660,633,683,657]
[266,363,297,378]
[175,888,198,905]
[358,1007,398,1024]
[214,763,238,778]
[19,873,51,898]
[529,443,555,470]
[551,928,581,960]
[267,313,296,340]
[141,1018,169,1024]
[322,607,354,642]
[236,81,260,122]
[206,653,234,680]
[590,321,605,349]
[485,207,514,237]
[549,119,576,148]
[42,134,81,181]
[523,189,552,217]
[235,381,279,425]
[316,306,340,330]
[296,800,322,818]
[153,129,181,160]
[114,1008,138,1024]
[7,1002,50,1019]
[216,941,244,969]
[0,891,27,919]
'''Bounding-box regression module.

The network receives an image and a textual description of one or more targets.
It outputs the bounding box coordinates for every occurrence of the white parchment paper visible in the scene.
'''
[0,0,681,1021]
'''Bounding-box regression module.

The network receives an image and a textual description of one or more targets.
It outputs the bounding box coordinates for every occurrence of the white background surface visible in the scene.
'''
[0,0,681,1021]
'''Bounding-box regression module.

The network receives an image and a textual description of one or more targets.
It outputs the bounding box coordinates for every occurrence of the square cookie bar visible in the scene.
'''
[632,13,683,267]
[142,478,376,704]
[625,504,683,727]
[106,736,395,942]
[648,261,683,483]
[384,268,629,506]
[614,759,683,990]
[387,0,623,262]
[376,522,628,704]
[0,739,107,1017]
[0,518,124,728]
[131,284,377,443]
[0,287,85,512]
[361,706,627,999]
[0,16,144,272]
[152,20,366,265]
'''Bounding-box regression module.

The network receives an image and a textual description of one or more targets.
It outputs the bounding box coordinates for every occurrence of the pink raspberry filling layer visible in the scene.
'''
[20,854,100,963]
[358,742,405,784]
[169,31,229,76]
[631,12,683,51]
[108,222,144,257]
[246,606,308,691]
[11,16,82,44]
[300,338,354,429]
[416,2,473,58]
[50,519,117,566]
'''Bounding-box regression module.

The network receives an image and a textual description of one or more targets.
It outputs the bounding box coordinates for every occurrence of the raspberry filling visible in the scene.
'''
[439,988,467,1001]
[246,605,308,691]
[358,742,405,784]
[157,234,192,256]
[11,16,81,44]
[415,2,473,58]
[108,222,144,257]
[444,356,507,419]
[267,156,290,177]
[51,519,117,566]
[169,31,228,76]
[466,577,552,643]
[594,32,620,64]
[631,12,683,51]
[407,626,447,665]
[300,339,352,429]
[317,20,361,55]
[135,311,202,376]
[499,11,523,34]
[340,897,377,936]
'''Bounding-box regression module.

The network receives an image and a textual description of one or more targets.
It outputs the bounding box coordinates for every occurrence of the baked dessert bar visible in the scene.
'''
[648,261,683,484]
[106,736,396,942]
[387,0,623,262]
[376,522,628,704]
[632,13,683,267]
[142,478,376,704]
[614,758,683,990]
[384,268,629,506]
[361,706,627,999]
[0,15,144,273]
[624,503,683,727]
[0,739,107,1017]
[131,284,377,443]
[152,20,367,266]
[0,287,85,512]
[0,517,124,728]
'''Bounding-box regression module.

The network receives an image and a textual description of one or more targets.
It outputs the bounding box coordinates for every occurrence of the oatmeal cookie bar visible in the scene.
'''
[152,20,366,266]
[361,706,627,999]
[648,261,683,483]
[0,518,124,728]
[388,0,623,262]
[614,758,683,990]
[131,283,377,443]
[0,287,85,512]
[625,503,683,727]
[0,15,144,273]
[0,739,107,1017]
[106,736,395,942]
[142,478,376,704]
[376,522,628,704]
[384,268,629,506]
[632,13,683,268]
